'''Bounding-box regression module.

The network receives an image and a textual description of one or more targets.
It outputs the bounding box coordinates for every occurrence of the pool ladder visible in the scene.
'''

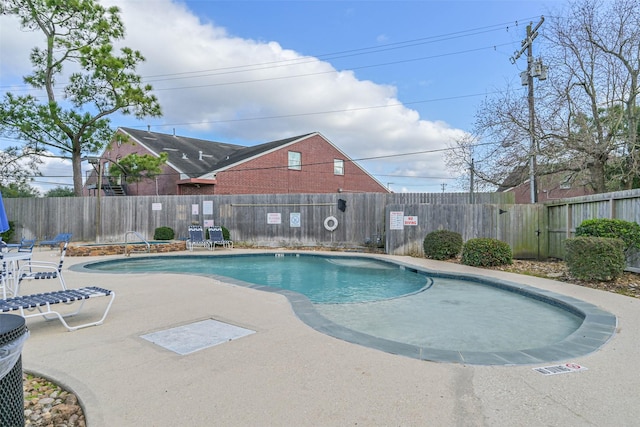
[124,231,150,257]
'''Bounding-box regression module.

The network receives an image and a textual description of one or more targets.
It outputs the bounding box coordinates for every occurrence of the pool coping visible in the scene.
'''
[70,252,618,366]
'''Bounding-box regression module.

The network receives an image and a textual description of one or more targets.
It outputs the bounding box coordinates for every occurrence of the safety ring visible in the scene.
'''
[323,216,338,231]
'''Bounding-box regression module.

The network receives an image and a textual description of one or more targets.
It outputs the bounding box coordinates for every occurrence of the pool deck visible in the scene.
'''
[19,249,640,426]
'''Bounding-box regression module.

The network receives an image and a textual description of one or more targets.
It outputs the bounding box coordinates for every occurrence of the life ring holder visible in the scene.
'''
[323,216,338,232]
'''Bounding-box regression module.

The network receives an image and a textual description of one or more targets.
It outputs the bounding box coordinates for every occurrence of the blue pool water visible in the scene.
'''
[78,253,616,364]
[84,254,432,303]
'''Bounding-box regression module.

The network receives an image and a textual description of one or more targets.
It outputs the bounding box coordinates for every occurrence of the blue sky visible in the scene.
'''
[0,0,563,193]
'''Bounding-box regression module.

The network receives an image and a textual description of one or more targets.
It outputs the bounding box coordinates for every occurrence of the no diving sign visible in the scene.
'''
[533,363,588,375]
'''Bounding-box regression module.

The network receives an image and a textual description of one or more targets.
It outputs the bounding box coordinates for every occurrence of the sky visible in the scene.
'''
[0,0,565,194]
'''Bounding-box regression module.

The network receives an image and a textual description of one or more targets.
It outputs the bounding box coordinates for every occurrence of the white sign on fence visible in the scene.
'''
[203,200,213,215]
[390,211,404,230]
[267,213,282,224]
[290,212,301,227]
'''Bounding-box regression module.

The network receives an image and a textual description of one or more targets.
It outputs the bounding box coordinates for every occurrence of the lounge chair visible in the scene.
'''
[0,286,115,331]
[38,233,72,249]
[16,242,68,294]
[208,226,233,250]
[5,237,36,252]
[18,238,36,253]
[186,225,211,251]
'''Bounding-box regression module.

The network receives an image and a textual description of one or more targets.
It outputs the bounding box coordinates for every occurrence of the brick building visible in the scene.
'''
[497,165,594,203]
[84,127,389,196]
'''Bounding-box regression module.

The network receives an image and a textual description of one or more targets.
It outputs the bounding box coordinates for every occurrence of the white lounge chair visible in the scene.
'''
[0,286,115,331]
[16,242,68,294]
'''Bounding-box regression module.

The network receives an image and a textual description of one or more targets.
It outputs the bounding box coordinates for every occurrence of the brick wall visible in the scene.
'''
[215,134,388,194]
[88,132,388,196]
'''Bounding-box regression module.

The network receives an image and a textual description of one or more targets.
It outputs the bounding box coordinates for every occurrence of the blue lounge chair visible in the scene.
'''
[208,226,233,250]
[38,233,72,249]
[186,226,211,251]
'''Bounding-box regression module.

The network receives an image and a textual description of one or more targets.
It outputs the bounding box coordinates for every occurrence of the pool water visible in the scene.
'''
[79,253,615,364]
[86,255,432,303]
[316,277,580,352]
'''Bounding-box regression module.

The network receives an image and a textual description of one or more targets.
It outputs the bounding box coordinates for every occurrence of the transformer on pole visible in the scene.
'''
[510,16,546,203]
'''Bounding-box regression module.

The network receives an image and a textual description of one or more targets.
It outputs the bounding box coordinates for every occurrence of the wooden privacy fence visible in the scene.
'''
[385,203,545,259]
[4,192,510,250]
[545,188,640,271]
[4,189,639,262]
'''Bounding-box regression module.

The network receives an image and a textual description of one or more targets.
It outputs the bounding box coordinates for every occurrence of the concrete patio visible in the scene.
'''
[18,249,640,426]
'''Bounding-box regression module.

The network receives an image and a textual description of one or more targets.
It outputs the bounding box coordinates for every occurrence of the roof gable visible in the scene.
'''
[212,133,315,171]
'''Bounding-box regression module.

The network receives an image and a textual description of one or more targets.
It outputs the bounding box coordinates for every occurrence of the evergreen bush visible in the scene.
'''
[221,225,231,241]
[423,229,463,260]
[153,226,175,240]
[565,236,625,281]
[0,221,16,243]
[461,238,512,267]
[575,218,640,254]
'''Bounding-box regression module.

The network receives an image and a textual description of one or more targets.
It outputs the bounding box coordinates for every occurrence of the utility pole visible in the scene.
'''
[510,16,547,203]
[469,158,475,204]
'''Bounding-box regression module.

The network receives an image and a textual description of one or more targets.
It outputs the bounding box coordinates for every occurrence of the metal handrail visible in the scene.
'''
[124,231,150,256]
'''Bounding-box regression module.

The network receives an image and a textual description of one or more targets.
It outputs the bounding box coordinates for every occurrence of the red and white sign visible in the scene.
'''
[404,216,418,226]
[267,213,282,224]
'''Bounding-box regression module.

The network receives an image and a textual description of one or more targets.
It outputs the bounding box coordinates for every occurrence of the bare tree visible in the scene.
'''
[447,0,640,195]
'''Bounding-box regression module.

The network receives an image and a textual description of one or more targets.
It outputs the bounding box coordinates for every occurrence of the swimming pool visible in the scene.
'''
[73,253,617,365]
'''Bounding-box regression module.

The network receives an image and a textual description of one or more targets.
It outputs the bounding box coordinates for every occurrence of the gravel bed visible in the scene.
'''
[22,373,85,427]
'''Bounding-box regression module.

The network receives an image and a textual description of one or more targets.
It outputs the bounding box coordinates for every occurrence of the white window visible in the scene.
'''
[334,159,344,175]
[288,151,301,170]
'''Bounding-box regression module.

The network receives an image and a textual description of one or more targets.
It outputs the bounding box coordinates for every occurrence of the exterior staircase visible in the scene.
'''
[104,182,126,196]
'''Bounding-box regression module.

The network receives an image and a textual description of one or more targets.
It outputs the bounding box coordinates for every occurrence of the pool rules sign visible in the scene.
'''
[390,211,418,230]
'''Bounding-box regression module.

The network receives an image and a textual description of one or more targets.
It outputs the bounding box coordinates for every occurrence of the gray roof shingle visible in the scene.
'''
[119,127,314,178]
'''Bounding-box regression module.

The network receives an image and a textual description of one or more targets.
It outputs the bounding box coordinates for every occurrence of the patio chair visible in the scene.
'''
[16,242,68,294]
[208,226,233,250]
[0,286,115,332]
[186,225,211,251]
[17,238,36,253]
[38,233,72,249]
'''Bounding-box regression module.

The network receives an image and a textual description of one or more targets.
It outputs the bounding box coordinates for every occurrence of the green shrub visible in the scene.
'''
[0,221,16,243]
[575,218,640,253]
[221,225,231,241]
[153,226,175,240]
[565,236,625,281]
[461,238,513,267]
[423,229,463,260]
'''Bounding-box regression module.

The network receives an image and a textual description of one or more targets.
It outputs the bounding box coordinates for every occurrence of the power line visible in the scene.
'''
[17,140,497,180]
[0,16,536,93]
[141,17,536,81]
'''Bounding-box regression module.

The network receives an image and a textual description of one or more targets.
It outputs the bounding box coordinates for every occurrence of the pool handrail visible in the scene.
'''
[124,231,150,256]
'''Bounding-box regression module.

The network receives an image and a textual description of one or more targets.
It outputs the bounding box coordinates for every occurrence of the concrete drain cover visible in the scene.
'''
[141,319,255,355]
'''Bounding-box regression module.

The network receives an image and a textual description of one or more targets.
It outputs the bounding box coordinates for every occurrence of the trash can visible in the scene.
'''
[0,314,29,427]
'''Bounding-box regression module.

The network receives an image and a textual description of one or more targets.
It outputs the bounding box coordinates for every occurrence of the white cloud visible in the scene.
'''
[1,0,469,192]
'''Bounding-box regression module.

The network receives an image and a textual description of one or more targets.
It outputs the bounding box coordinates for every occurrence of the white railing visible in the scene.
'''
[124,231,150,256]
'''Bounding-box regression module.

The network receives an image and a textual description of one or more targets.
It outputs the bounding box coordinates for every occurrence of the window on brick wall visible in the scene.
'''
[334,159,344,175]
[288,151,301,170]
